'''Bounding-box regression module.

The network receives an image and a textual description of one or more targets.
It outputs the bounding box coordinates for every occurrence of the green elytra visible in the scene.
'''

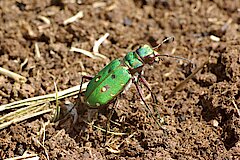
[84,44,156,108]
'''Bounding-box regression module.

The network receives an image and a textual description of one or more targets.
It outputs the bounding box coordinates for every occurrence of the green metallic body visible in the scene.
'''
[84,59,131,108]
[84,45,155,108]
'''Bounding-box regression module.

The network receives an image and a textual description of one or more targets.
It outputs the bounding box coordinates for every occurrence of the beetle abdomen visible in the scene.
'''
[84,59,131,108]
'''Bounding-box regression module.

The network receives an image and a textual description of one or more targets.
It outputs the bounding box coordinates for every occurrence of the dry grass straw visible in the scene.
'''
[63,11,83,25]
[70,47,97,59]
[70,33,110,60]
[168,59,209,98]
[84,120,127,136]
[0,82,88,130]
[0,67,27,83]
[232,99,240,117]
[53,82,60,121]
[93,33,109,60]
[4,153,39,160]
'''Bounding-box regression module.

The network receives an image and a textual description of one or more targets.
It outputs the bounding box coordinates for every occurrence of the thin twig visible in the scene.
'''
[37,15,51,25]
[84,120,128,136]
[93,2,106,8]
[35,42,41,58]
[32,137,49,160]
[20,58,28,70]
[0,67,27,83]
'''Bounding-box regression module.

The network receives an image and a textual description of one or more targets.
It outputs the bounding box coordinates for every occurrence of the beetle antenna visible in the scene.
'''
[156,54,193,64]
[153,37,194,65]
[153,36,174,51]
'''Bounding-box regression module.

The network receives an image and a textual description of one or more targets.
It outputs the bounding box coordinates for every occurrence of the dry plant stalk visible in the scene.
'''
[70,47,96,59]
[93,33,109,59]
[0,67,27,83]
[0,82,88,112]
[4,153,39,160]
[0,83,88,130]
[70,33,110,60]
[63,11,83,25]
[169,59,209,98]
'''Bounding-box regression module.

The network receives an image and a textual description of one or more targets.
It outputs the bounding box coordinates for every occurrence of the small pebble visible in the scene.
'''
[212,119,219,127]
[123,17,132,26]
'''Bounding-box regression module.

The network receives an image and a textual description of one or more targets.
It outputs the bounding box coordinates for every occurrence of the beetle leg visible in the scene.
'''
[138,75,157,103]
[104,98,119,142]
[133,78,152,112]
[75,75,95,107]
[138,75,162,122]
[79,75,94,95]
[61,75,95,124]
[74,75,95,120]
[109,97,119,124]
[87,108,98,122]
[133,78,161,128]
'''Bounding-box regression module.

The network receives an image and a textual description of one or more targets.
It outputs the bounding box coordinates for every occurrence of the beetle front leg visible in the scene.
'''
[138,75,162,122]
[138,75,157,103]
[133,78,152,112]
[132,77,161,128]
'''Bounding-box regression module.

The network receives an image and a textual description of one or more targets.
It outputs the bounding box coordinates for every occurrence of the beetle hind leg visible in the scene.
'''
[103,98,119,142]
[60,75,95,126]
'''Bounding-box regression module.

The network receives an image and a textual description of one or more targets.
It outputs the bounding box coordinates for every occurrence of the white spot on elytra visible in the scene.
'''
[101,86,107,92]
[95,77,100,82]
[110,94,115,97]
[96,103,100,107]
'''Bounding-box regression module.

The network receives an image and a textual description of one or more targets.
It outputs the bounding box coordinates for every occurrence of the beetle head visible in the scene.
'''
[136,44,168,65]
[136,37,175,64]
[136,37,192,65]
[136,44,157,64]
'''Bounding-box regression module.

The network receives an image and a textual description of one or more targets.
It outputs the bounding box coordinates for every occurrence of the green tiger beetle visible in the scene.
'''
[73,37,192,128]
